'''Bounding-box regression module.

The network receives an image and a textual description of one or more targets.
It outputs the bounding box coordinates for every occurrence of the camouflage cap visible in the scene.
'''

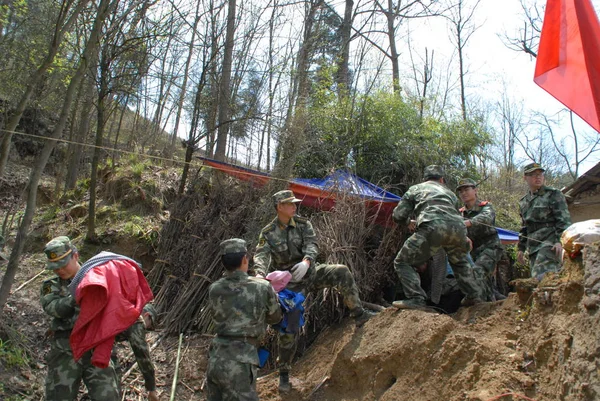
[456,178,477,191]
[523,162,545,175]
[44,236,75,270]
[423,165,445,179]
[219,238,247,256]
[272,190,302,205]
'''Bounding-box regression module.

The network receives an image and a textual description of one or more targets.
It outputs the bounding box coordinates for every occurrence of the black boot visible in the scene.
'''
[279,371,291,393]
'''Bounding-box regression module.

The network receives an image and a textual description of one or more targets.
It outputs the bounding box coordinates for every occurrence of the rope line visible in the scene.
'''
[0,127,293,184]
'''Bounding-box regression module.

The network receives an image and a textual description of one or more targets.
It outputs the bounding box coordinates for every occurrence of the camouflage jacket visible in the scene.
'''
[253,216,318,277]
[208,270,281,365]
[393,181,463,227]
[116,320,156,391]
[40,276,78,333]
[518,185,572,254]
[460,200,502,251]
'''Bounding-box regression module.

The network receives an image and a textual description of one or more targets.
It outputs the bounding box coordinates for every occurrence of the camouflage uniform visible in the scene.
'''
[114,309,156,392]
[519,185,571,278]
[41,277,120,401]
[254,214,364,372]
[392,167,481,303]
[206,239,282,401]
[460,199,504,301]
[41,236,120,401]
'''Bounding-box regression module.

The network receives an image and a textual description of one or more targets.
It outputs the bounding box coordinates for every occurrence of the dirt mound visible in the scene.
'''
[254,245,599,401]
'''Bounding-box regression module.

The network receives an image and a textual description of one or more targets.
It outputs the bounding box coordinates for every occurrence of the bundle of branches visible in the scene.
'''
[149,176,262,334]
[149,176,403,365]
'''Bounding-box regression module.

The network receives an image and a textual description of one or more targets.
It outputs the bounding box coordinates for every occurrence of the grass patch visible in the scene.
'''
[0,339,29,369]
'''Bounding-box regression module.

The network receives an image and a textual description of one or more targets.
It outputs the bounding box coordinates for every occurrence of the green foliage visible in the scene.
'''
[0,339,29,369]
[297,88,493,192]
[123,216,159,247]
[131,162,146,181]
[41,205,59,222]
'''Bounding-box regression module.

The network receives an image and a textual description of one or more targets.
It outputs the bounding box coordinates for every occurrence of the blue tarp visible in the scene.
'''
[496,227,519,244]
[293,170,519,243]
[292,170,401,202]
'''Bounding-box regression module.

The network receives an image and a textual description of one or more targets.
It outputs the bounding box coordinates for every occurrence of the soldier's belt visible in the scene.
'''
[217,335,260,347]
[529,222,554,232]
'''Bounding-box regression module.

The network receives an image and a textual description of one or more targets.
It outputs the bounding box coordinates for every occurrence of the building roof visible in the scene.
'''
[562,162,600,202]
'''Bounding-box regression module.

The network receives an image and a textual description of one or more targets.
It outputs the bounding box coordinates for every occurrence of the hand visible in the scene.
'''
[290,260,310,282]
[407,219,417,233]
[551,242,563,260]
[464,220,472,228]
[466,237,473,251]
[148,391,159,401]
[517,251,526,265]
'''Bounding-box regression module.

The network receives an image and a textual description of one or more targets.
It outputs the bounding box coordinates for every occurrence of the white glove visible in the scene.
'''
[290,260,310,282]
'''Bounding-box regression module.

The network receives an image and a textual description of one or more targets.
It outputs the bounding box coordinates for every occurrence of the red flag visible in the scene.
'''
[534,0,600,133]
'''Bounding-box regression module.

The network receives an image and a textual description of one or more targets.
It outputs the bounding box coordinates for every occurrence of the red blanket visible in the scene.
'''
[70,259,154,368]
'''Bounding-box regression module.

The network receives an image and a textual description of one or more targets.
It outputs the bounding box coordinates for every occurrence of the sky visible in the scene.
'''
[403,0,600,175]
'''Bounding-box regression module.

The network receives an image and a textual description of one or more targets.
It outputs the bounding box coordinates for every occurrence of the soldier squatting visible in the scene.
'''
[40,163,571,400]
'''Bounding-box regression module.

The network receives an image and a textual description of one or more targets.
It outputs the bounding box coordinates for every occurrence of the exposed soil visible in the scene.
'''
[5,246,595,401]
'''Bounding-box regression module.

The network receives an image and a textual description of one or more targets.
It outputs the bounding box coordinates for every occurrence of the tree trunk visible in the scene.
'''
[213,0,237,161]
[0,0,115,312]
[169,3,200,157]
[271,0,322,180]
[87,46,111,241]
[336,0,353,98]
[386,0,400,95]
[65,74,96,191]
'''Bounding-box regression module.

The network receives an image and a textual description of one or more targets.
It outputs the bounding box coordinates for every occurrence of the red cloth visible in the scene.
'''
[70,259,154,368]
[534,0,600,133]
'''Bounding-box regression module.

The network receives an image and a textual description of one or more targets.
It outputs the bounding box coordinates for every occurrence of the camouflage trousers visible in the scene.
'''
[530,245,561,278]
[394,221,482,302]
[206,357,258,401]
[45,336,120,401]
[471,242,504,301]
[278,263,363,373]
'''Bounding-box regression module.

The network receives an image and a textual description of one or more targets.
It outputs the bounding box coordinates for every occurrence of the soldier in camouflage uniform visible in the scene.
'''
[254,190,375,392]
[517,163,572,278]
[206,238,282,401]
[456,178,504,301]
[114,303,158,401]
[392,166,483,310]
[40,236,120,401]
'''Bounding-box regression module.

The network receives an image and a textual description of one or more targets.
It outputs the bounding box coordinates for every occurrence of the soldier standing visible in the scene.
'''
[40,236,120,401]
[206,238,282,401]
[392,166,483,309]
[254,190,375,392]
[456,178,504,301]
[517,163,572,278]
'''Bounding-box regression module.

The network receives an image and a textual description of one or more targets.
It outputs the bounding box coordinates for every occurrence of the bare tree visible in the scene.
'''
[213,0,237,161]
[0,0,119,312]
[502,0,542,58]
[535,111,600,181]
[0,0,91,176]
[445,0,482,121]
[495,91,528,188]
